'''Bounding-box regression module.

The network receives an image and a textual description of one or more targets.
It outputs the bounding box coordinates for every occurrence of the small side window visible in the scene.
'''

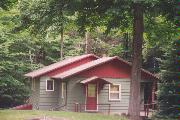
[109,84,121,101]
[46,80,54,91]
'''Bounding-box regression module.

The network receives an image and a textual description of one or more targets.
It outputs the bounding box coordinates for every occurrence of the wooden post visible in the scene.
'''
[74,103,76,112]
[76,103,79,112]
[144,104,146,117]
[147,104,149,117]
[79,104,81,112]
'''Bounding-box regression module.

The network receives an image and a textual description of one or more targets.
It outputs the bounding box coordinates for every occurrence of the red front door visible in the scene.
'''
[86,83,97,111]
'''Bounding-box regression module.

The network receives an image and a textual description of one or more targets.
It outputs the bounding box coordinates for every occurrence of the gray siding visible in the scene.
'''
[66,77,85,111]
[30,76,148,113]
[30,79,40,109]
[38,76,60,110]
[65,77,131,114]
[98,78,130,114]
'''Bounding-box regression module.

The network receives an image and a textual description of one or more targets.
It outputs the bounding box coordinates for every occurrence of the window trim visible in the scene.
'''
[46,79,54,91]
[109,84,121,101]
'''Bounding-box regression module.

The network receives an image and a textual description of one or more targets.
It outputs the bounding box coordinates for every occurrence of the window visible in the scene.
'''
[87,84,96,97]
[109,84,121,101]
[46,80,54,91]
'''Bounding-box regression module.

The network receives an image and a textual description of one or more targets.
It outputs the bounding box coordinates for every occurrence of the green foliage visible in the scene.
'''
[0,7,84,108]
[142,15,176,73]
[0,0,17,10]
[0,75,29,108]
[144,15,176,53]
[0,9,37,108]
[19,0,76,36]
[109,45,124,57]
[63,35,83,57]
[156,40,180,119]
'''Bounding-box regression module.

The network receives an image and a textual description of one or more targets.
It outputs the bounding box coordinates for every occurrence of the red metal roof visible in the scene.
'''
[51,56,159,80]
[24,54,99,78]
[52,57,118,79]
[80,76,113,84]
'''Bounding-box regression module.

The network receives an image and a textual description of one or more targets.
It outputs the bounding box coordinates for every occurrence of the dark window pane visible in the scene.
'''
[47,80,53,90]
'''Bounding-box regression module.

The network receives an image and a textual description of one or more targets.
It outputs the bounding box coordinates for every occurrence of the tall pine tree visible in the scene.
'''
[157,40,180,119]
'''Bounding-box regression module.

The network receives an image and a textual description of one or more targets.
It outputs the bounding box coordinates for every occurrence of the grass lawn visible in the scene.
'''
[0,110,127,120]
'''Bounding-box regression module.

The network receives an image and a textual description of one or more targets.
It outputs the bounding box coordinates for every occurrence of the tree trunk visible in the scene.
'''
[85,32,89,54]
[124,32,129,60]
[60,28,64,60]
[29,50,33,64]
[60,7,64,60]
[128,3,144,120]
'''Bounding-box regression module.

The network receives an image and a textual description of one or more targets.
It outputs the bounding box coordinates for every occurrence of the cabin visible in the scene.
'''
[25,54,158,115]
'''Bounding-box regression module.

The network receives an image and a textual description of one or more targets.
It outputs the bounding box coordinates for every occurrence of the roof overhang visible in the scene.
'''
[80,76,113,84]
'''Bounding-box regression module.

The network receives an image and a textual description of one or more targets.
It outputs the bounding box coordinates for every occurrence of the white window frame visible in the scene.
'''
[46,79,54,91]
[109,84,121,101]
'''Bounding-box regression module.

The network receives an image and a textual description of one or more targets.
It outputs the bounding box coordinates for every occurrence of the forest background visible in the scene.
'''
[0,0,178,119]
